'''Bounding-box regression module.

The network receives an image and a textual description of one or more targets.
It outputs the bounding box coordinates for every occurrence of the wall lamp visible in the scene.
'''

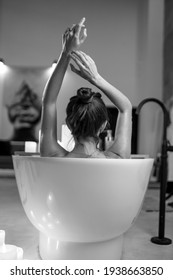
[0,58,5,66]
[0,58,7,74]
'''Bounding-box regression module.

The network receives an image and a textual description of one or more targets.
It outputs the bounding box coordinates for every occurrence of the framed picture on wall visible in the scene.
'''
[0,66,52,142]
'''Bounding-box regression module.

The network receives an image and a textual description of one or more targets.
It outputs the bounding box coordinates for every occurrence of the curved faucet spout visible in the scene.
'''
[136,98,169,141]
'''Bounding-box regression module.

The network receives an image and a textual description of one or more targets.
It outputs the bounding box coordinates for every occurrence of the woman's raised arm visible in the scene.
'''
[40,18,87,157]
[70,50,132,158]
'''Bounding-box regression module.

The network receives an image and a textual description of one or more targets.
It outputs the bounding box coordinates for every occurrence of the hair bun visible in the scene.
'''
[77,87,101,104]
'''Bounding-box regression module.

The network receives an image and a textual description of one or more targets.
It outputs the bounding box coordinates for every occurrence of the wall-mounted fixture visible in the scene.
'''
[0,58,8,74]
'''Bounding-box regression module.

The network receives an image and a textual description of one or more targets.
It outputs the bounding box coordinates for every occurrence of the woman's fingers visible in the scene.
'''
[71,50,87,63]
[75,17,86,38]
[63,27,71,42]
[78,17,86,29]
[80,28,87,44]
[64,27,71,36]
[79,17,86,26]
[79,51,94,63]
[70,53,85,69]
[72,51,97,74]
[72,51,93,68]
[70,63,82,76]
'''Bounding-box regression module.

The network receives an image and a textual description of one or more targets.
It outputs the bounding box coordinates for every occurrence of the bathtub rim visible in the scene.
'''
[12,154,154,162]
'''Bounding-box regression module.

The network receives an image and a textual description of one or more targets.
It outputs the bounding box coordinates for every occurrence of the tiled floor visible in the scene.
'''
[0,173,173,260]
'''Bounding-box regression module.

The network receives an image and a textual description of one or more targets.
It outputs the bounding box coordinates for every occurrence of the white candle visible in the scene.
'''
[17,247,23,260]
[25,141,37,153]
[0,230,5,246]
[0,244,18,260]
[0,230,23,260]
[37,130,41,153]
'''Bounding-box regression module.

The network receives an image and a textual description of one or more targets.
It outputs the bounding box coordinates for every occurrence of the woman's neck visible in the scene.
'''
[73,137,98,156]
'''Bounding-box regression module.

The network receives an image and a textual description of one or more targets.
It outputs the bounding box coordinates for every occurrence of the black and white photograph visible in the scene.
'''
[0,0,172,279]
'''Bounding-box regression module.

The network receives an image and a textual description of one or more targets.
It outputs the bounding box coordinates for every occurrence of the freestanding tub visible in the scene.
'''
[12,155,154,260]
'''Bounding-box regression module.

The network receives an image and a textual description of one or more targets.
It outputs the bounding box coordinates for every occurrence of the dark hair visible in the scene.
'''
[66,87,109,141]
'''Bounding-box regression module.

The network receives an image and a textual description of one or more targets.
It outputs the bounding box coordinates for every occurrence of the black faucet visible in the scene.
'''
[136,98,172,245]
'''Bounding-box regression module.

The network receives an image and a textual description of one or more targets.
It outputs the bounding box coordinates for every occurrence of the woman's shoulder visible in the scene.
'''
[49,150,122,159]
[103,150,122,159]
[89,150,122,159]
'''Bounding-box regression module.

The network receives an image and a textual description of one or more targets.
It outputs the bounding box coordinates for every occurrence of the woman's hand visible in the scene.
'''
[70,50,100,84]
[62,18,87,55]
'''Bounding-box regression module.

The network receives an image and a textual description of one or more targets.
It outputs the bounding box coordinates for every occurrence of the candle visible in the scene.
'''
[0,230,23,260]
[17,247,24,260]
[0,244,18,260]
[0,230,5,246]
[37,130,41,153]
[25,141,37,153]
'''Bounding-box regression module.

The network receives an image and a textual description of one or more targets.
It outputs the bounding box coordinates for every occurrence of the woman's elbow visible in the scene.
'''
[119,99,132,114]
[124,99,132,112]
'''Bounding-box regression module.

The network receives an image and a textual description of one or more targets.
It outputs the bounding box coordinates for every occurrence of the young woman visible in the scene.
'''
[40,18,132,159]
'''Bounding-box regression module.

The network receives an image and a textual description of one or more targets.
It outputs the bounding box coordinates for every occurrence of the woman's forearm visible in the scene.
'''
[42,51,70,105]
[91,74,132,113]
[70,50,132,112]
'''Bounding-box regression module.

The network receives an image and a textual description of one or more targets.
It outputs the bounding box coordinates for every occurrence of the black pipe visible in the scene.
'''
[136,98,172,245]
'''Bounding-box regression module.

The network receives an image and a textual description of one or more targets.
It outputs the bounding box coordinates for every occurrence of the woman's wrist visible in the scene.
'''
[61,49,71,58]
[56,50,71,67]
[91,74,103,86]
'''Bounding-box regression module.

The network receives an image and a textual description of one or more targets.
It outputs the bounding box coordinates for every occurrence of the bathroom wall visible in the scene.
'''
[136,0,164,156]
[163,0,173,104]
[0,0,164,156]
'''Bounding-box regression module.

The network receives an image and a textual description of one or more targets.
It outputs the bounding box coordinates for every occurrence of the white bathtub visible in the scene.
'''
[12,155,154,260]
